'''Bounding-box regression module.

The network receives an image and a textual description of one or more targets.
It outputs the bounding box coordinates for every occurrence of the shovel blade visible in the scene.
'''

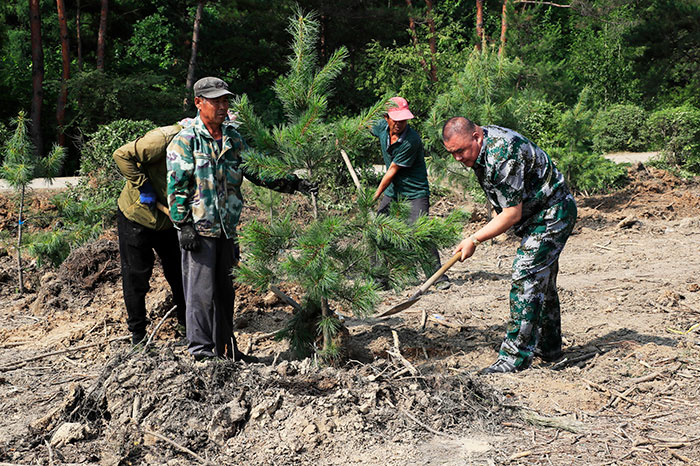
[375,295,422,318]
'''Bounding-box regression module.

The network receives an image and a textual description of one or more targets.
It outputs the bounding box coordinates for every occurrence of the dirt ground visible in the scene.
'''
[1,161,699,465]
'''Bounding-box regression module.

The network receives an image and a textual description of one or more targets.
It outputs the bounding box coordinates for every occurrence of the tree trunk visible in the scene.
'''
[76,0,83,71]
[183,0,204,112]
[499,0,509,57]
[96,0,108,70]
[28,0,44,156]
[56,0,70,146]
[405,0,431,81]
[425,0,438,82]
[476,0,486,51]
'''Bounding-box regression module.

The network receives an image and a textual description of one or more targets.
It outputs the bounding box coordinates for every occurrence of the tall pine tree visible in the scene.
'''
[234,9,466,362]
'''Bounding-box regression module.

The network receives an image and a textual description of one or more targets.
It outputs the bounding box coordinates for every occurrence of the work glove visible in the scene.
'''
[297,178,319,196]
[179,224,200,252]
[138,181,157,207]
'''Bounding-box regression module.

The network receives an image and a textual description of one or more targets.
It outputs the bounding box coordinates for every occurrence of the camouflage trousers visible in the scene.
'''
[498,194,577,369]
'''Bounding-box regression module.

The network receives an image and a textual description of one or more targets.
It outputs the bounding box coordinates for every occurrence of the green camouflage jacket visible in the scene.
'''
[166,116,298,238]
[472,126,570,236]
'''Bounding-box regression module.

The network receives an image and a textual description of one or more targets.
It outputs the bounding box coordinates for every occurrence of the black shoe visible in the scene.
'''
[233,350,259,364]
[480,359,521,374]
[193,353,219,363]
[132,332,147,346]
[534,350,563,362]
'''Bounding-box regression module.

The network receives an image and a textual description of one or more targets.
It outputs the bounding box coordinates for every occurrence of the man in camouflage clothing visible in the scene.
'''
[442,117,577,374]
[167,76,316,362]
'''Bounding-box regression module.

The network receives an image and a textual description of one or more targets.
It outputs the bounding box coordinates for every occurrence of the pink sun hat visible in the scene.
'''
[387,96,414,121]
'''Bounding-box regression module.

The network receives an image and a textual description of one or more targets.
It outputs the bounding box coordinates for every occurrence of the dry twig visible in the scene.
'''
[400,408,452,438]
[0,336,130,372]
[143,306,176,350]
[143,428,216,466]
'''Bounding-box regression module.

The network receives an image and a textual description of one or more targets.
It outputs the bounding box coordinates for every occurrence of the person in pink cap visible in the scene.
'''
[370,96,450,290]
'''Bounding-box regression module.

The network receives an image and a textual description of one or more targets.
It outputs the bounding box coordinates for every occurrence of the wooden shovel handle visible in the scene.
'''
[156,202,170,218]
[417,251,462,295]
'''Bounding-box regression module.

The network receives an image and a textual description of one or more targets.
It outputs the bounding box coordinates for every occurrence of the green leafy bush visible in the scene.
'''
[77,118,155,207]
[647,105,700,174]
[592,104,649,153]
[549,147,628,194]
[513,94,564,150]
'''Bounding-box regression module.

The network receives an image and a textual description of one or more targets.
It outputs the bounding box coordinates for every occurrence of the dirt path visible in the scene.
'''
[0,164,699,465]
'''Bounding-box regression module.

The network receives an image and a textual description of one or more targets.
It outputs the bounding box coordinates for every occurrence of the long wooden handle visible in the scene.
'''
[156,202,170,218]
[416,251,461,295]
[339,149,362,193]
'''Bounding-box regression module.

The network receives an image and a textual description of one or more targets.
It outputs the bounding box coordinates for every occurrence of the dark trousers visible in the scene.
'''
[116,209,186,339]
[180,234,240,358]
[377,195,443,276]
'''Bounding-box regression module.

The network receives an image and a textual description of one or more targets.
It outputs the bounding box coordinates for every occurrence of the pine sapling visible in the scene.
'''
[233,10,467,362]
[1,111,65,293]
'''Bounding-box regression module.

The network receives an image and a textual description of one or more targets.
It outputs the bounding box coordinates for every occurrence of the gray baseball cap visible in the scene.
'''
[194,77,234,99]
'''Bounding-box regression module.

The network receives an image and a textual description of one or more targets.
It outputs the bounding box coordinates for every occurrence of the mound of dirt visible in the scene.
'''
[58,239,120,290]
[8,350,505,465]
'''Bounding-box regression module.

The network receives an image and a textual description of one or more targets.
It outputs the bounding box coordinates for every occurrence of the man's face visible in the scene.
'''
[443,132,481,168]
[385,115,408,137]
[195,95,230,128]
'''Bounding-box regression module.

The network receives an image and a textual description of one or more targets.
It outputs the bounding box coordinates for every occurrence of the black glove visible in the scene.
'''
[297,178,319,196]
[179,224,200,251]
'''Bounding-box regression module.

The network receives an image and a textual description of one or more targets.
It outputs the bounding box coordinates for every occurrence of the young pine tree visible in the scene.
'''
[234,10,465,362]
[1,111,65,293]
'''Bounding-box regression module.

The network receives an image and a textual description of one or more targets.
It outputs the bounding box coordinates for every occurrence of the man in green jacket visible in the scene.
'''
[113,124,188,346]
[371,96,449,289]
[167,76,316,362]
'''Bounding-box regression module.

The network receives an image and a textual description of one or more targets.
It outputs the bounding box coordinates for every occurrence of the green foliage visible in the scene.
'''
[423,49,526,153]
[125,12,177,72]
[555,87,595,151]
[76,118,155,208]
[566,2,643,106]
[647,105,700,174]
[25,190,112,267]
[67,71,181,132]
[549,147,628,194]
[1,111,65,292]
[234,10,467,360]
[512,93,564,151]
[592,104,649,154]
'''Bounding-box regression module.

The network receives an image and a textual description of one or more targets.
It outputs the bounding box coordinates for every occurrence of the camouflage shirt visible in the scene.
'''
[472,126,570,235]
[166,116,298,238]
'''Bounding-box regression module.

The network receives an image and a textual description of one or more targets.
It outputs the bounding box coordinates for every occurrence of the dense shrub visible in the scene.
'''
[592,104,649,153]
[513,95,564,150]
[77,118,155,207]
[549,147,628,194]
[647,105,700,174]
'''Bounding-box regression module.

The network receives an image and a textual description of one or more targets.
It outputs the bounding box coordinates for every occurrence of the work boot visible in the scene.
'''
[480,359,522,374]
[434,275,451,291]
[193,353,220,363]
[233,350,259,364]
[534,349,563,362]
[132,332,147,346]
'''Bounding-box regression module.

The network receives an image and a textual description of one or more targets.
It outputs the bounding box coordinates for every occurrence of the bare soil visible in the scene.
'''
[1,162,699,465]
